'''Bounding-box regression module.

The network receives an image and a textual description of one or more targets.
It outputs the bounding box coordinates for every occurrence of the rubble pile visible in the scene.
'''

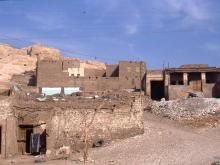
[151,98,220,120]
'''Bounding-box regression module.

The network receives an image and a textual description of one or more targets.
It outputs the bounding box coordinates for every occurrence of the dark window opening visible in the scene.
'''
[206,73,220,84]
[170,73,184,85]
[151,81,165,100]
[188,72,201,84]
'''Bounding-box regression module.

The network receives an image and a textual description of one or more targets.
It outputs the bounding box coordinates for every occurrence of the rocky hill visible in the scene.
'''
[0,44,106,91]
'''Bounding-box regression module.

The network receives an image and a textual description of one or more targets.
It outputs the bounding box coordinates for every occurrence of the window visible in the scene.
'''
[206,73,220,84]
[170,73,184,85]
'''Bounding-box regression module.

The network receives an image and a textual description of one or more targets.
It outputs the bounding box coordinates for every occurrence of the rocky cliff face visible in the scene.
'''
[0,44,61,90]
[0,44,106,90]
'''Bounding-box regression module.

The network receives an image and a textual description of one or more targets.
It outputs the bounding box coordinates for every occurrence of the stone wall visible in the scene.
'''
[14,96,144,155]
[47,97,144,152]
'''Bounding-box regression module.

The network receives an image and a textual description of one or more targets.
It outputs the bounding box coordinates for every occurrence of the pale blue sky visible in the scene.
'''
[0,0,220,69]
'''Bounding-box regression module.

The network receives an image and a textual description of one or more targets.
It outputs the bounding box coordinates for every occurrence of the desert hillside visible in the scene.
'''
[0,44,106,90]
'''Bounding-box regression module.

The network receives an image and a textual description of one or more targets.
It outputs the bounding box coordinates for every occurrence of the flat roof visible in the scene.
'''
[165,67,220,73]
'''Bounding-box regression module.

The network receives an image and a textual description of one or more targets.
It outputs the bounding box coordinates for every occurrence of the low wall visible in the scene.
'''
[13,96,144,156]
[47,97,144,153]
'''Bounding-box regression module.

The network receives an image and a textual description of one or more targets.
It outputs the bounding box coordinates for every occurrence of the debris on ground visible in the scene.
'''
[150,98,220,121]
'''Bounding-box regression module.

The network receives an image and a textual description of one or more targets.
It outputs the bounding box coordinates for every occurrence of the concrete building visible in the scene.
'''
[146,64,220,100]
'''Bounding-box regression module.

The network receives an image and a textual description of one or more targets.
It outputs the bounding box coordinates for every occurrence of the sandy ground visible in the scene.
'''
[2,112,220,165]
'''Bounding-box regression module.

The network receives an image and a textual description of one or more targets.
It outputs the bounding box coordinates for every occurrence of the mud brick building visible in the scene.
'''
[37,60,220,100]
[37,60,147,94]
[0,95,144,158]
[1,58,220,159]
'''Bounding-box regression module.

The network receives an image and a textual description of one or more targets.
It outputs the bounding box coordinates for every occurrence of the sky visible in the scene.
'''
[0,0,220,69]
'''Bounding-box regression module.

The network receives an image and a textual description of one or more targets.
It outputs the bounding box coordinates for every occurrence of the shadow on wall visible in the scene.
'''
[28,74,36,86]
[212,81,220,98]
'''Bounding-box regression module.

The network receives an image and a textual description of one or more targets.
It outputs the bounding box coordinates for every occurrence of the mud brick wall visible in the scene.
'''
[0,98,18,158]
[62,60,80,71]
[119,61,146,89]
[84,68,105,77]
[37,60,63,87]
[37,60,147,92]
[96,77,120,91]
[106,64,119,77]
[47,97,144,152]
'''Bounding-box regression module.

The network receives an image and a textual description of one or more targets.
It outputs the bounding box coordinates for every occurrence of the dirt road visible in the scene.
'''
[2,112,220,165]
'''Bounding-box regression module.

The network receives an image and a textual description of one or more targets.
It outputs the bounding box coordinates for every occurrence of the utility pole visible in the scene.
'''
[140,61,142,92]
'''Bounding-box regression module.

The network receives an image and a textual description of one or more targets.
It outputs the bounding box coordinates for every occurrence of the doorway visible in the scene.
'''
[151,81,165,100]
[188,73,202,91]
[26,129,33,153]
[18,125,33,154]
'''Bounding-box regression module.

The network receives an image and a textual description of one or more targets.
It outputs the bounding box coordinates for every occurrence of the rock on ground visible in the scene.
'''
[150,98,220,120]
